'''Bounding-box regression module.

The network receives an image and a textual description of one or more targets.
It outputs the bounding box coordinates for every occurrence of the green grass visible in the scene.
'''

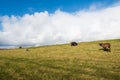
[0,39,120,80]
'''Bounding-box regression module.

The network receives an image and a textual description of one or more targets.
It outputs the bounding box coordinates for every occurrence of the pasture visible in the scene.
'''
[0,39,120,80]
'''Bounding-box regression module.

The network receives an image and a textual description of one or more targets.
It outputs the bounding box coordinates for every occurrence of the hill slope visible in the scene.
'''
[0,39,120,80]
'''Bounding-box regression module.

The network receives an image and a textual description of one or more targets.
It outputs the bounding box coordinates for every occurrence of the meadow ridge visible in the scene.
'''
[0,39,120,80]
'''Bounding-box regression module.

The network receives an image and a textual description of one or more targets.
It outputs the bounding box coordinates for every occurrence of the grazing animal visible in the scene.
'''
[71,42,78,46]
[25,49,29,51]
[99,43,111,52]
[19,46,22,49]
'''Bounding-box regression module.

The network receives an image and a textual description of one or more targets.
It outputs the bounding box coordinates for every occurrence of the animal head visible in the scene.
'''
[99,43,102,46]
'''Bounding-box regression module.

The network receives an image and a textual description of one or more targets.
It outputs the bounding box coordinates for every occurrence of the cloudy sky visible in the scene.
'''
[0,0,120,48]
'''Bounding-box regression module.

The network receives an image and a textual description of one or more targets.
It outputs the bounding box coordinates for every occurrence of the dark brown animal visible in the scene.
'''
[19,46,22,49]
[71,42,78,46]
[25,49,29,51]
[99,43,111,52]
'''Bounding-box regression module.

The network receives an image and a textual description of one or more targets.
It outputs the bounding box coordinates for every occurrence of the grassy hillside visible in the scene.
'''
[0,39,120,80]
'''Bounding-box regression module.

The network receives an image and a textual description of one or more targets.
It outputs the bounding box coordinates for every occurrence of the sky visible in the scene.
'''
[0,0,120,48]
[0,0,118,16]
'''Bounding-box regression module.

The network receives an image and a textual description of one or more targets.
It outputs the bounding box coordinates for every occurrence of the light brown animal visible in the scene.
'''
[99,43,111,52]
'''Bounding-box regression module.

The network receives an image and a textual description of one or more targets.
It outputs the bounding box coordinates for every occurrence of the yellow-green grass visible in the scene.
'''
[0,39,120,80]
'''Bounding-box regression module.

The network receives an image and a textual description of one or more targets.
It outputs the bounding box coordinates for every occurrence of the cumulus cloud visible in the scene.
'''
[0,5,120,48]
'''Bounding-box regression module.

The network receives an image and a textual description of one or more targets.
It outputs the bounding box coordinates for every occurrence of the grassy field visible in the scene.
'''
[0,39,120,80]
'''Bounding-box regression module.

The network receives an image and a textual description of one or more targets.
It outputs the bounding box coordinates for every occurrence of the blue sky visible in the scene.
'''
[0,0,118,16]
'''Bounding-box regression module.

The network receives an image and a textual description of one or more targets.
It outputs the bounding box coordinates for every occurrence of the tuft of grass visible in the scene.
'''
[0,39,120,80]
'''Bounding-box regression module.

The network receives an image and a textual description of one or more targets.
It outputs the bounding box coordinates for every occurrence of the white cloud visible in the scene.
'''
[0,5,120,48]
